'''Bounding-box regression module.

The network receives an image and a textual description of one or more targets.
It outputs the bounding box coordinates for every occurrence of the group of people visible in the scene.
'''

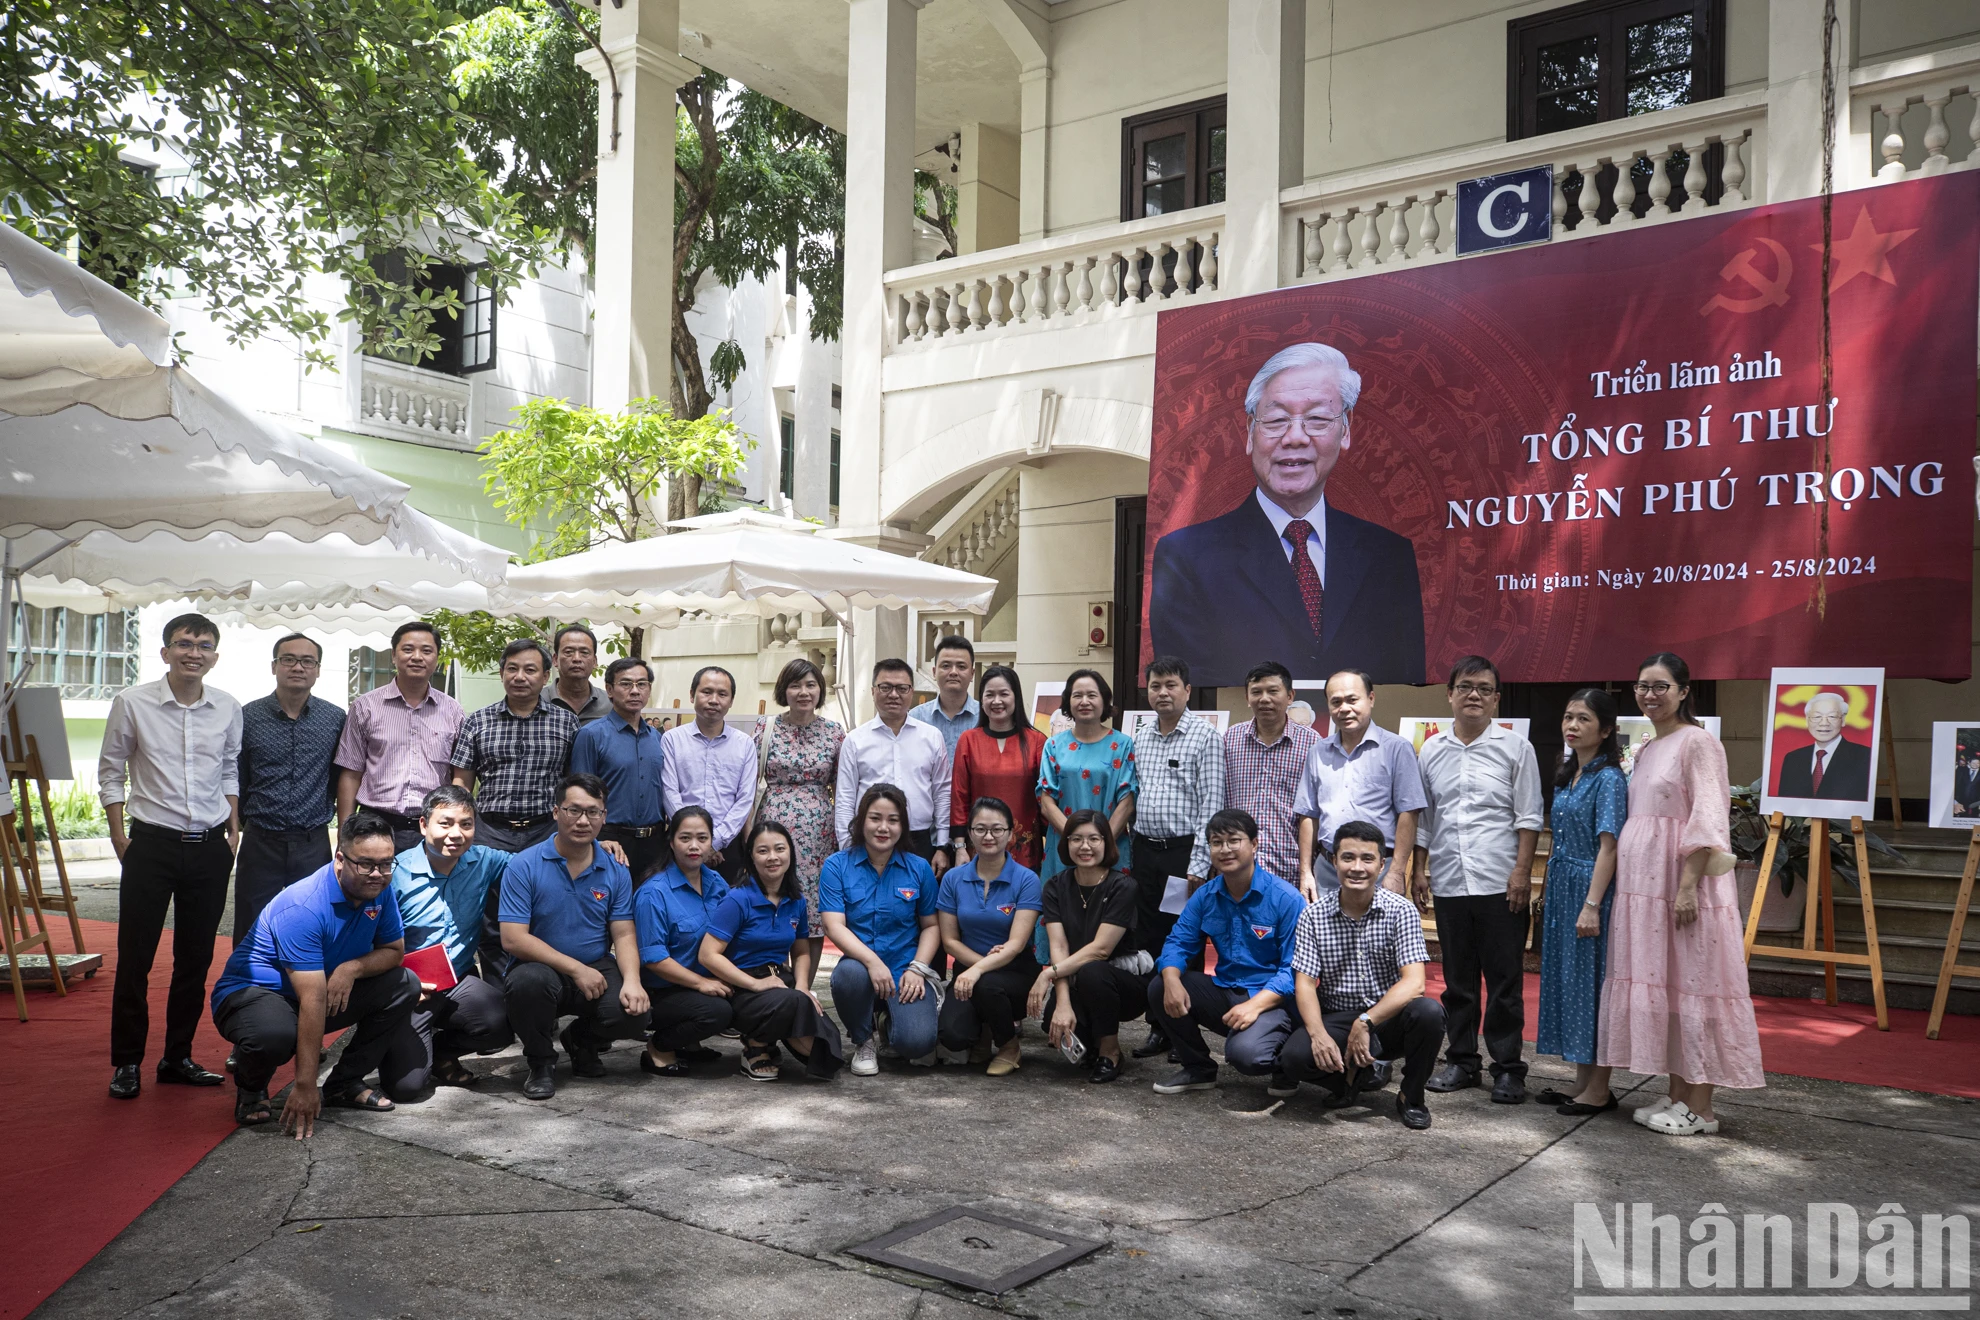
[100,612,1762,1140]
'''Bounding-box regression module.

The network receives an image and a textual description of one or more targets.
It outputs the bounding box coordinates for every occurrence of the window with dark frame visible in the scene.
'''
[829,430,841,510]
[364,249,499,377]
[7,605,140,700]
[779,415,796,500]
[1120,96,1227,223]
[1508,0,1725,224]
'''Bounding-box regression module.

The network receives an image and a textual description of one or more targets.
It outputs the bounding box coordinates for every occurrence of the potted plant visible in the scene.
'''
[1729,780,1904,933]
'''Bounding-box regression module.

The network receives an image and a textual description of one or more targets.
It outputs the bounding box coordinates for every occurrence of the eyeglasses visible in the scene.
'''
[874,683,913,696]
[1453,683,1497,697]
[556,804,607,821]
[969,823,1010,838]
[338,854,393,876]
[169,639,217,654]
[275,655,321,669]
[1634,681,1676,696]
[1255,412,1346,440]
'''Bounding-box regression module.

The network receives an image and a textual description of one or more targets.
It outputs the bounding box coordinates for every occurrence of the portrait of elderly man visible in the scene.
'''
[1148,342,1426,688]
[1775,690,1873,802]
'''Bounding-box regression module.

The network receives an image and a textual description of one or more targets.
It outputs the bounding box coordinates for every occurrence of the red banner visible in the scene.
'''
[1143,173,1978,688]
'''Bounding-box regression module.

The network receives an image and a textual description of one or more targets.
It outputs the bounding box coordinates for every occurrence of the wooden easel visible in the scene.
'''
[0,807,66,1022]
[1925,825,1980,1039]
[5,705,85,953]
[1741,811,1889,1030]
[1877,698,1903,828]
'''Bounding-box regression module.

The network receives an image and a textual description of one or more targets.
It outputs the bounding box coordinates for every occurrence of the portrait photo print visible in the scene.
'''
[1758,667,1885,822]
[1927,721,1980,830]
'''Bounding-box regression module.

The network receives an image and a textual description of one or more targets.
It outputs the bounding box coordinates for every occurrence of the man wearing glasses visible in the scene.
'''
[1147,341,1426,688]
[835,659,952,871]
[100,613,243,1101]
[1412,655,1543,1106]
[233,634,347,941]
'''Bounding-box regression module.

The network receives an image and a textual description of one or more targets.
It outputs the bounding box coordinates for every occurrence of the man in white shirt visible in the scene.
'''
[658,666,758,882]
[99,612,243,1101]
[1412,654,1542,1106]
[836,658,952,873]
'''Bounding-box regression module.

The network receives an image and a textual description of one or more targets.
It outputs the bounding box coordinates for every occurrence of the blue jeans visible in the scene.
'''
[830,958,940,1056]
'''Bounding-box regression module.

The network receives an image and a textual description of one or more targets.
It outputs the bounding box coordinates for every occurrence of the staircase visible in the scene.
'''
[1748,823,1979,1016]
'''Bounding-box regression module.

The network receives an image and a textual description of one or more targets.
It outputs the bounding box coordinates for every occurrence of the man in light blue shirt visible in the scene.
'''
[659,666,757,881]
[1293,670,1427,898]
[908,635,980,757]
[378,785,513,1096]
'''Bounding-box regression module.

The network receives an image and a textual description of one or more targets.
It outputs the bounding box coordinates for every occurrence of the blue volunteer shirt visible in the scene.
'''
[1158,865,1305,997]
[496,837,634,965]
[634,864,732,975]
[568,713,665,825]
[211,864,405,1012]
[392,842,509,977]
[819,846,937,980]
[936,855,1043,957]
[704,883,809,972]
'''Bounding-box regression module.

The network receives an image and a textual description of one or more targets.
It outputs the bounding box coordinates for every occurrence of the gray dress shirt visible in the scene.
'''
[1415,723,1544,898]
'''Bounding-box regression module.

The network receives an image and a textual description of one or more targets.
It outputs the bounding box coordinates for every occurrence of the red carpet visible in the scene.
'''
[0,918,292,1320]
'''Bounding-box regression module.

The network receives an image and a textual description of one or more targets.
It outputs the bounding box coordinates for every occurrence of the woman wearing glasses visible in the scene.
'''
[699,821,843,1081]
[949,666,1045,871]
[1599,653,1763,1136]
[633,806,735,1077]
[934,797,1043,1075]
[1027,810,1144,1084]
[822,785,941,1076]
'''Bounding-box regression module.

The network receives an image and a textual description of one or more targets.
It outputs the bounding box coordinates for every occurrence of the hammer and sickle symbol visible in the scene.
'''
[1698,237,1793,315]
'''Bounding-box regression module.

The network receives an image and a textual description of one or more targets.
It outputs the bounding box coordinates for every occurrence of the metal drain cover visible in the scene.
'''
[847,1207,1106,1294]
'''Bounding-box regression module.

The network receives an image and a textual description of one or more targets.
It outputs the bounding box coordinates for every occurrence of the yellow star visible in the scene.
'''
[1812,207,1918,292]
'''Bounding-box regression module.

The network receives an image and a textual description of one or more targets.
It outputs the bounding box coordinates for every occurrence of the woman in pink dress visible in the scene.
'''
[1599,652,1763,1135]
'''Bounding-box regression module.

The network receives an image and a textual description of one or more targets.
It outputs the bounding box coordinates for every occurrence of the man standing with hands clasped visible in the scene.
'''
[234,633,345,940]
[1129,655,1223,1037]
[450,639,578,854]
[660,667,757,882]
[335,620,464,855]
[101,613,242,1100]
[1414,655,1542,1105]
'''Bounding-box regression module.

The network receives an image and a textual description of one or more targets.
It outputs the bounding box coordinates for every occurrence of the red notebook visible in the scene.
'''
[402,943,459,992]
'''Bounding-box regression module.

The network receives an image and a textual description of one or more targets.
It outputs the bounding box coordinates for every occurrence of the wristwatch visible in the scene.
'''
[1356,1012,1374,1030]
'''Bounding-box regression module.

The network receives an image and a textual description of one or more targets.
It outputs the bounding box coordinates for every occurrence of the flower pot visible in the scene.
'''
[1735,861,1804,934]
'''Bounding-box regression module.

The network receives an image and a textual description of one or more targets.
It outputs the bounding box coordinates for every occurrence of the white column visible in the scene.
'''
[1221,0,1305,297]
[578,0,700,413]
[1765,0,1852,203]
[1018,65,1052,242]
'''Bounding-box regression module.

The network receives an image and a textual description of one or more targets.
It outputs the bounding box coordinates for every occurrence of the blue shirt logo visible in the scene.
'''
[1251,924,1274,940]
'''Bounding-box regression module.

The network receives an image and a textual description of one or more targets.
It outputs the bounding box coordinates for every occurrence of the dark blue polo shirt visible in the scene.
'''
[634,864,732,975]
[496,838,634,965]
[568,712,665,825]
[704,883,809,972]
[819,846,937,980]
[936,855,1043,956]
[1157,865,1304,997]
[211,863,404,1011]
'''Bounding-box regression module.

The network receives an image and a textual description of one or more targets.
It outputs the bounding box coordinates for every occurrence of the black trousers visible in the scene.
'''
[378,973,512,1099]
[1045,961,1150,1047]
[601,822,668,885]
[1432,893,1529,1080]
[1130,833,1193,959]
[112,828,234,1067]
[213,968,420,1093]
[232,823,333,941]
[938,954,1042,1050]
[729,966,844,1077]
[1284,999,1446,1105]
[357,806,424,858]
[505,958,649,1065]
[644,979,736,1051]
[1144,970,1294,1076]
[901,829,937,861]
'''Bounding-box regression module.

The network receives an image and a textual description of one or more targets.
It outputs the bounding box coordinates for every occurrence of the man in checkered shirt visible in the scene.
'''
[1281,819,1444,1129]
[448,639,578,855]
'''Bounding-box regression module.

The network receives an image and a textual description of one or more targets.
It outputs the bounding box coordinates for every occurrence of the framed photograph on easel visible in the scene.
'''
[1758,667,1885,822]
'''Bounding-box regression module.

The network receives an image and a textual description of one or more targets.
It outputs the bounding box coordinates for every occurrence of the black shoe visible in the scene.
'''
[1425,1063,1479,1093]
[1365,1059,1393,1090]
[1089,1055,1123,1084]
[1534,1086,1575,1106]
[225,1050,237,1075]
[1396,1093,1432,1130]
[679,1045,723,1063]
[109,1065,141,1100]
[1557,1094,1621,1116]
[1491,1073,1527,1105]
[640,1051,690,1078]
[560,1026,605,1078]
[1132,1029,1170,1060]
[522,1061,557,1100]
[1151,1068,1218,1095]
[1322,1077,1362,1110]
[156,1056,223,1087]
[1266,1072,1299,1098]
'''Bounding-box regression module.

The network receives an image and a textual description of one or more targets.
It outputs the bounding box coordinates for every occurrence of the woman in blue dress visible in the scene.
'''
[1036,669,1137,962]
[1536,687,1629,1116]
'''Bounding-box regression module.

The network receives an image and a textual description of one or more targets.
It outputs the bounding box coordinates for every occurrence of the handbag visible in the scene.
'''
[741,714,774,838]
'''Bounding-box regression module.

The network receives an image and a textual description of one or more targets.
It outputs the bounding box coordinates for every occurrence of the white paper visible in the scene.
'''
[1159,874,1191,915]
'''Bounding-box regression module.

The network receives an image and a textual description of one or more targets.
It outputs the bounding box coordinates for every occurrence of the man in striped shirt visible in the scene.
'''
[1222,661,1319,885]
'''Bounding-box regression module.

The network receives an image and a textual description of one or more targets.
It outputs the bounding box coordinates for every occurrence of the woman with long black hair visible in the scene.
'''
[950,666,1045,871]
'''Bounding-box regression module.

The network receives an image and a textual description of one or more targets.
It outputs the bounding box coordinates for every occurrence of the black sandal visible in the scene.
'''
[323,1083,395,1112]
[741,1048,781,1082]
[432,1058,477,1088]
[234,1088,272,1126]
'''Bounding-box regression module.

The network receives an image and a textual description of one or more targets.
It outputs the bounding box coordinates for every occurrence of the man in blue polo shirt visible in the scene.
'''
[570,658,668,884]
[211,810,419,1134]
[499,773,649,1099]
[376,784,513,1098]
[1146,807,1305,1095]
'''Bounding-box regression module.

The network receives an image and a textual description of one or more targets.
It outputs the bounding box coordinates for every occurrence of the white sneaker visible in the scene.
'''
[1646,1101,1719,1136]
[1631,1096,1676,1127]
[851,1041,879,1077]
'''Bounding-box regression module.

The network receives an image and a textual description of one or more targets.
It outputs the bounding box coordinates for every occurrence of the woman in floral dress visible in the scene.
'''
[755,657,844,965]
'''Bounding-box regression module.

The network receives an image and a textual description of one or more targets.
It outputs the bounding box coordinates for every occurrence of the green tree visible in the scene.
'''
[0,0,554,366]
